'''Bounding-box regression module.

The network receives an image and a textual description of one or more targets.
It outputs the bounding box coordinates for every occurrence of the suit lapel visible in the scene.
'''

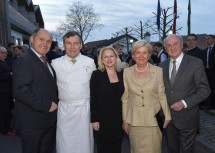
[163,59,171,88]
[28,49,56,83]
[172,55,188,87]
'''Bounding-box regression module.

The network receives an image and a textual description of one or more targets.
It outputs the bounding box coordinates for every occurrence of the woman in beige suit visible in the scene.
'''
[122,40,171,153]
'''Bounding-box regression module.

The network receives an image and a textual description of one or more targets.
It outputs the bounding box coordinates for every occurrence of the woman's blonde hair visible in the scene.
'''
[98,46,120,72]
[131,40,153,55]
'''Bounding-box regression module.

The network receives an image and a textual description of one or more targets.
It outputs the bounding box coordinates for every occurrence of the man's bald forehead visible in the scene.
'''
[32,28,52,38]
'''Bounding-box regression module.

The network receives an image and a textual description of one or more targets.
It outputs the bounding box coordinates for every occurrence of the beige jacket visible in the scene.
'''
[122,63,171,126]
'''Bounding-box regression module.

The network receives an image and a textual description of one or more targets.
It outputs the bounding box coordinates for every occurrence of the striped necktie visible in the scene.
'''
[170,61,176,85]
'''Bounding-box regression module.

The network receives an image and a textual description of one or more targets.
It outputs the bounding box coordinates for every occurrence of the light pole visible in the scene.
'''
[129,39,133,52]
[168,26,173,35]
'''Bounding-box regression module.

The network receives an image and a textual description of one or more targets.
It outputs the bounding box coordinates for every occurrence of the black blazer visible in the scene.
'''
[186,46,203,61]
[12,49,58,130]
[90,70,124,141]
[0,60,12,97]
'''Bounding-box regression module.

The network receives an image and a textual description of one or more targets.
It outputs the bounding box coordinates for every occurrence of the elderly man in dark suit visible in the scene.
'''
[12,28,58,153]
[159,34,210,153]
[0,46,14,136]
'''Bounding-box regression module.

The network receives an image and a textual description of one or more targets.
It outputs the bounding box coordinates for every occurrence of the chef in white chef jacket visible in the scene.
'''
[52,31,96,153]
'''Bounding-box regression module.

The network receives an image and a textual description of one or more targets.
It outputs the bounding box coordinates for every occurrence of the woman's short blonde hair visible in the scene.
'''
[98,46,120,72]
[131,40,153,55]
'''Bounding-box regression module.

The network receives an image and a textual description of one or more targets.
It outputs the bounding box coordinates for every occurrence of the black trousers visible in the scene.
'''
[206,69,215,109]
[96,140,122,153]
[166,121,197,153]
[17,127,56,153]
[0,96,13,133]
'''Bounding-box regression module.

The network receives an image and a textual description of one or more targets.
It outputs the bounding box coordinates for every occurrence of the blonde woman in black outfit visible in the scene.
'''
[90,46,124,153]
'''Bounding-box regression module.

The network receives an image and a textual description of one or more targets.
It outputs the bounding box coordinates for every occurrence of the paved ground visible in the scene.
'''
[195,110,215,153]
[0,110,215,153]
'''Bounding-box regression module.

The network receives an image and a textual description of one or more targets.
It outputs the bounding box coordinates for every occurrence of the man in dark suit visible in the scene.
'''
[12,28,58,153]
[202,34,215,109]
[0,46,14,136]
[159,34,210,153]
[186,33,203,60]
[46,41,61,63]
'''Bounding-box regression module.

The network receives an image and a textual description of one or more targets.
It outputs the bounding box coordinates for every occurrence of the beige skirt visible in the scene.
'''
[129,126,162,153]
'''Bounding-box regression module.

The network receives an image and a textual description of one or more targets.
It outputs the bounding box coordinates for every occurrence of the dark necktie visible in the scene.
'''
[170,61,176,85]
[40,55,48,67]
[207,47,212,68]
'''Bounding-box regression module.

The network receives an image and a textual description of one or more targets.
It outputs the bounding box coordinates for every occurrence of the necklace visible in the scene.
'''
[135,63,149,72]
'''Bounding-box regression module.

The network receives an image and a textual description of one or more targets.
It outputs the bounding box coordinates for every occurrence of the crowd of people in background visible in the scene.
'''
[0,29,214,153]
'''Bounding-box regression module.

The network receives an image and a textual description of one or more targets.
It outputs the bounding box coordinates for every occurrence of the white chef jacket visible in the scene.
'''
[52,54,96,153]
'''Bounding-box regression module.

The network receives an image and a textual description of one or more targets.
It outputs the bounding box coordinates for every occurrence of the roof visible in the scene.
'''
[84,34,137,51]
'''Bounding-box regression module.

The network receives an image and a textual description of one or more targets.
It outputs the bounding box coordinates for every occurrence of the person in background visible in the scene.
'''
[202,34,215,110]
[21,44,29,53]
[0,46,14,136]
[186,33,203,60]
[182,43,188,53]
[122,40,171,153]
[113,43,124,61]
[153,42,168,65]
[7,42,15,58]
[90,46,124,153]
[46,41,61,63]
[12,28,58,153]
[52,31,95,153]
[113,43,128,70]
[159,34,210,153]
[13,45,23,59]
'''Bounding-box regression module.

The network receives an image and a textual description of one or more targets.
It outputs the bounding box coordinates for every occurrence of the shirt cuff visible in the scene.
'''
[181,100,187,108]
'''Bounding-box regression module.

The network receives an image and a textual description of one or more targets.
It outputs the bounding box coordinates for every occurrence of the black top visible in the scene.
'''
[0,59,12,96]
[90,70,124,141]
[186,46,203,61]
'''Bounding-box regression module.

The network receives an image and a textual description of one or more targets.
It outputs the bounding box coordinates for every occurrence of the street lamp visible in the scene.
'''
[129,39,133,51]
[169,26,173,35]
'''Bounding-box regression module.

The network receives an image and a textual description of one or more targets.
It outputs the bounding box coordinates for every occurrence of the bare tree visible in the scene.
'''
[112,27,134,38]
[132,20,152,39]
[112,19,154,40]
[152,6,182,42]
[57,1,103,44]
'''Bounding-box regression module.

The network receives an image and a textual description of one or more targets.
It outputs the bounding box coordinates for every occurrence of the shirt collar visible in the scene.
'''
[170,52,184,64]
[209,44,214,48]
[65,53,81,61]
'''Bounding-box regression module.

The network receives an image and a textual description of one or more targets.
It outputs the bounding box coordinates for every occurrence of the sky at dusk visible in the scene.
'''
[33,0,215,42]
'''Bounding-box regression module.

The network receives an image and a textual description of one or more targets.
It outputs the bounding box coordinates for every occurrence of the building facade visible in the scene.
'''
[0,0,44,47]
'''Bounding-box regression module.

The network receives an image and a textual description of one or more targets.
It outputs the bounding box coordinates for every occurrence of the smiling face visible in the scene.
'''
[165,34,183,60]
[30,29,52,56]
[64,35,82,58]
[132,46,151,66]
[101,49,117,68]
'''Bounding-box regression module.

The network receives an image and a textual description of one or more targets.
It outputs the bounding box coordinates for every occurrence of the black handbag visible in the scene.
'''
[155,109,164,132]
